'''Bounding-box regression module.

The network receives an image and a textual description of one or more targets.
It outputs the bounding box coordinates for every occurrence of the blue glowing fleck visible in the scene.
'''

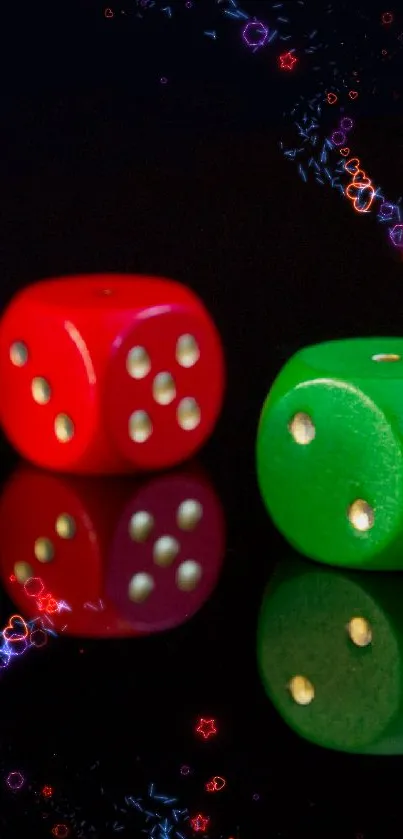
[125,796,143,811]
[298,164,307,182]
[224,9,249,19]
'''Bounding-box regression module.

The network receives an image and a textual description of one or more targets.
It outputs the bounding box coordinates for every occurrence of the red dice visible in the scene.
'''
[0,274,225,474]
[0,463,225,637]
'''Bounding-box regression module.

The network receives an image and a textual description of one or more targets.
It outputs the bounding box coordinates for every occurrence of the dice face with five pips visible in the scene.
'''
[256,338,403,570]
[0,275,225,475]
[106,470,226,633]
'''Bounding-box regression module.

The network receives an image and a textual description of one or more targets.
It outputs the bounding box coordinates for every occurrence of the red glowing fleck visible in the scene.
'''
[104,7,114,17]
[190,814,210,832]
[278,51,298,71]
[45,597,59,614]
[381,11,393,25]
[196,718,217,740]
[36,592,59,614]
[52,825,69,838]
[42,785,53,797]
[9,575,16,582]
[36,596,48,611]
[327,92,338,104]
[205,776,226,792]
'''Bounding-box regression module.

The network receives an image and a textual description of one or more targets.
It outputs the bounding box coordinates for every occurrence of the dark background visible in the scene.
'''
[1,0,403,836]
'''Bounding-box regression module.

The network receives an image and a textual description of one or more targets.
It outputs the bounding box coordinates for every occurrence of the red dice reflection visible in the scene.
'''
[106,471,225,632]
[0,464,225,637]
[0,275,225,474]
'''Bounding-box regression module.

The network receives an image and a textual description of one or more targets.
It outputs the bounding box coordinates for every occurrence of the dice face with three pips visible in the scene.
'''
[0,275,225,474]
[256,338,403,570]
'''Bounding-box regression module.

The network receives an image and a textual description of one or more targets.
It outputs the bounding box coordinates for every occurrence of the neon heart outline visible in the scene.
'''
[344,157,360,175]
[352,169,371,187]
[3,614,29,643]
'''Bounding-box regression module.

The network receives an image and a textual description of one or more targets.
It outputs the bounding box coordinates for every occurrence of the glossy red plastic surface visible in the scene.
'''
[106,469,226,633]
[0,463,225,637]
[0,275,225,474]
[0,466,133,637]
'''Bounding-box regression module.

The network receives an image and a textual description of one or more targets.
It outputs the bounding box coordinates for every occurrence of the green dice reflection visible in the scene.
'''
[256,337,403,570]
[257,556,403,755]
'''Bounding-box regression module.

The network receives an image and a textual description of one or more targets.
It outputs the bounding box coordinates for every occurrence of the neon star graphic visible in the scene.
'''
[195,717,217,740]
[190,814,210,832]
[278,50,298,71]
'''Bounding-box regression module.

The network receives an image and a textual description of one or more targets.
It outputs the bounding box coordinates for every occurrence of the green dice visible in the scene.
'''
[256,337,403,570]
[257,556,403,754]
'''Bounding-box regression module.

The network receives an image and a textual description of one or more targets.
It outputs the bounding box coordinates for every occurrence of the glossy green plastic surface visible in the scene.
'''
[257,556,403,755]
[256,337,403,570]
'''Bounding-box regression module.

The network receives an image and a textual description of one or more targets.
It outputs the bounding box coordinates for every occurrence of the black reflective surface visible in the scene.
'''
[2,1,403,837]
